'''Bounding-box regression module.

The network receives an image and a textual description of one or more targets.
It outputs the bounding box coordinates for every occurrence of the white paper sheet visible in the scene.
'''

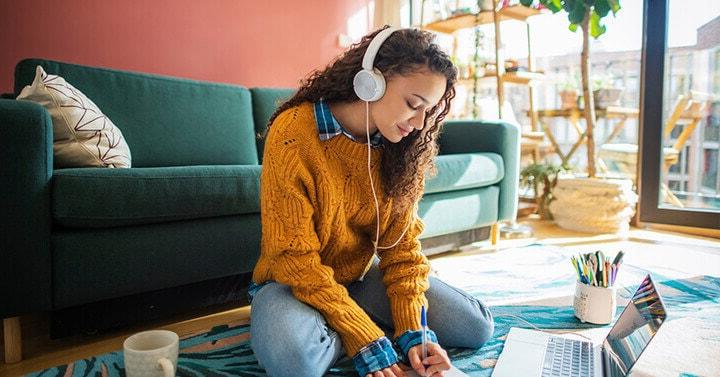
[404,365,469,377]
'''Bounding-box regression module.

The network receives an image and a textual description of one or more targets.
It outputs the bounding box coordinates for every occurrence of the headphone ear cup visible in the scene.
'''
[353,69,386,102]
[371,68,386,101]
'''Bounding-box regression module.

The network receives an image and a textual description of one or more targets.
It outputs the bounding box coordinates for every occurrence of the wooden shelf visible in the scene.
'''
[522,131,546,141]
[501,71,545,84]
[458,70,545,85]
[423,5,542,34]
[427,3,545,133]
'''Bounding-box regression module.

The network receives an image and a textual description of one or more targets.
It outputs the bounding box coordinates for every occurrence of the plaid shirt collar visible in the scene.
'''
[314,99,384,148]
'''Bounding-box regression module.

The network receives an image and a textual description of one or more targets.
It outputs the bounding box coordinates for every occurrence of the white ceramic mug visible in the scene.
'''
[573,281,617,324]
[123,330,179,377]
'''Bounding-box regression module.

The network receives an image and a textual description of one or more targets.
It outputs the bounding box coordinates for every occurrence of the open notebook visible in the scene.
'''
[405,365,469,377]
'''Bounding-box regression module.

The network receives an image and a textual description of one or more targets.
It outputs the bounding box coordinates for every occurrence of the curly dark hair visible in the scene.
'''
[264,26,457,214]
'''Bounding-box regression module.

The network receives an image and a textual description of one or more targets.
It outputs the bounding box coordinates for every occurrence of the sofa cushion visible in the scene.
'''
[15,59,258,167]
[424,153,504,195]
[418,186,500,239]
[17,66,132,169]
[52,165,261,228]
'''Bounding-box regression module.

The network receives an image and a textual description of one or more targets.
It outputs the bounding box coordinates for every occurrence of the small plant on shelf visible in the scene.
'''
[559,75,580,109]
[592,74,624,108]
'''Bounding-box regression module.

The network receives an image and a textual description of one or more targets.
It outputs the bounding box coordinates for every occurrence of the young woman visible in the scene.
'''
[249,26,494,377]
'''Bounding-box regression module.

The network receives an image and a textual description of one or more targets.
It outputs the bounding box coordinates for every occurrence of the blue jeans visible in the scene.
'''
[249,260,494,377]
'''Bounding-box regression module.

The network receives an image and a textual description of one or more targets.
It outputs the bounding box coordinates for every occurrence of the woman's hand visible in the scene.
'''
[407,342,451,377]
[364,363,407,377]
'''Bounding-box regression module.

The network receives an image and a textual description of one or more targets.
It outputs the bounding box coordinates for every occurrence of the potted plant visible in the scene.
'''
[520,0,636,234]
[520,163,568,220]
[559,75,580,109]
[575,75,624,109]
[479,0,495,11]
[592,75,623,108]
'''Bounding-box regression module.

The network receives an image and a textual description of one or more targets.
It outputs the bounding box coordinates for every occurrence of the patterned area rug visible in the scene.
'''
[28,242,720,377]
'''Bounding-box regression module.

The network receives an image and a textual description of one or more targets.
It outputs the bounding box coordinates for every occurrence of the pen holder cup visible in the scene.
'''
[573,281,617,325]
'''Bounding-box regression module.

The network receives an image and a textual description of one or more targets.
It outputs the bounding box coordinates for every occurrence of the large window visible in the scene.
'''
[639,0,720,228]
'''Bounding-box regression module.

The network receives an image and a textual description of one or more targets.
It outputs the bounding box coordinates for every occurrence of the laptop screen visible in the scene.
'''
[603,274,667,376]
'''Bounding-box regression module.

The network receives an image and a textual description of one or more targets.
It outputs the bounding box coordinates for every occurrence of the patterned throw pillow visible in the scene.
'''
[17,65,131,168]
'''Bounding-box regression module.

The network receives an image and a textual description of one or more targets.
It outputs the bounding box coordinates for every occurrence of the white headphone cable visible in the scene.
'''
[493,314,593,342]
[365,101,410,254]
[366,100,382,253]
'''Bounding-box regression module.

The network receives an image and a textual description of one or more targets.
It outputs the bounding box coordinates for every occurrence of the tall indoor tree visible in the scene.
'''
[520,0,621,177]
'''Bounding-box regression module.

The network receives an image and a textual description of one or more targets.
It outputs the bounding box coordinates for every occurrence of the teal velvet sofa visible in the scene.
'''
[0,59,518,361]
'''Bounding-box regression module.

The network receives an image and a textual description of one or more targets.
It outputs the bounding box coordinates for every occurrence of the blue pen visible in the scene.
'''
[421,305,428,364]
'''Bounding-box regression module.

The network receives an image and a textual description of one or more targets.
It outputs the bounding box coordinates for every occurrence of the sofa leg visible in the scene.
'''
[3,316,22,364]
[490,223,499,245]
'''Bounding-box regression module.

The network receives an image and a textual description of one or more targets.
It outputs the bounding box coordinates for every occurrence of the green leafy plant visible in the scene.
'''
[561,80,578,92]
[592,73,615,90]
[560,71,581,91]
[520,0,621,177]
[520,163,568,219]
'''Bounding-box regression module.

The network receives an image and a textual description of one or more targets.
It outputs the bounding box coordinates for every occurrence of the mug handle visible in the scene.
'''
[157,357,175,377]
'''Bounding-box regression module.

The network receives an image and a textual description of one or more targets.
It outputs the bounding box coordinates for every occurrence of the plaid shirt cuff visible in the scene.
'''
[352,336,398,376]
[395,329,438,359]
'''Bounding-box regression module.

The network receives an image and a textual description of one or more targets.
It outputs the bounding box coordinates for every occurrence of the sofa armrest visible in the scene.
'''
[438,120,520,222]
[0,99,53,317]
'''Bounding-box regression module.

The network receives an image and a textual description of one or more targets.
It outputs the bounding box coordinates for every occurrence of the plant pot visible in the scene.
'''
[479,0,494,11]
[549,177,637,234]
[593,88,623,109]
[559,90,579,109]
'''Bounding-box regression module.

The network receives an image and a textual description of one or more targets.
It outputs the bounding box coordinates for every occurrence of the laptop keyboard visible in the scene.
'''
[541,336,594,377]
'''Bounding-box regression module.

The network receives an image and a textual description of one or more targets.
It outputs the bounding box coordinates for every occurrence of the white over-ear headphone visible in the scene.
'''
[353,26,399,102]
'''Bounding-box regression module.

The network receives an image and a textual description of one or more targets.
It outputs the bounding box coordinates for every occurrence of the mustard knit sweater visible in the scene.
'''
[252,102,430,356]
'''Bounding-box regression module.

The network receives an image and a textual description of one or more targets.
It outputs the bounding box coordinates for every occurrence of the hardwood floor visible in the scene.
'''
[1,218,717,376]
[0,307,251,376]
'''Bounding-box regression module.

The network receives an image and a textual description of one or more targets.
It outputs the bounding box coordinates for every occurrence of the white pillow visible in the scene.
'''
[17,66,131,168]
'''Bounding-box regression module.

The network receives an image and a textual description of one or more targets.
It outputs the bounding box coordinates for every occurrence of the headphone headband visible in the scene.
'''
[362,27,400,71]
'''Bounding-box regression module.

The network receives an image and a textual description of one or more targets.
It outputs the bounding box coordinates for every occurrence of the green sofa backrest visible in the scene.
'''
[14,59,258,167]
[250,87,294,163]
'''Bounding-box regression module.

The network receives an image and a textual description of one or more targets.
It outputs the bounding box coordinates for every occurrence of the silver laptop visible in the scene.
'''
[492,274,667,377]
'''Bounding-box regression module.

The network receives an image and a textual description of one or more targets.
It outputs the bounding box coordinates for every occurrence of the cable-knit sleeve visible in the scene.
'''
[376,201,430,339]
[256,112,386,357]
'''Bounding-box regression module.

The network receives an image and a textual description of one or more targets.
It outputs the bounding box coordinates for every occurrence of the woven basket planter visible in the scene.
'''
[549,177,637,233]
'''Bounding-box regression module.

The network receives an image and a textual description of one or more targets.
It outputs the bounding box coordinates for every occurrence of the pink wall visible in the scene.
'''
[0,0,373,93]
